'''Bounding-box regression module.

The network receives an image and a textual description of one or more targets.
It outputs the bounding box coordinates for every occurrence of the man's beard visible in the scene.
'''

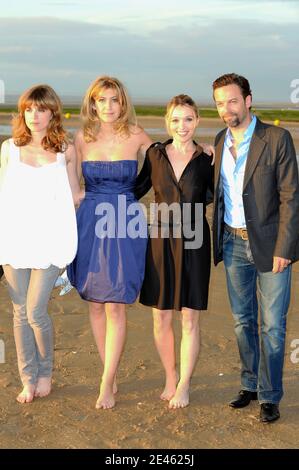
[223,114,241,128]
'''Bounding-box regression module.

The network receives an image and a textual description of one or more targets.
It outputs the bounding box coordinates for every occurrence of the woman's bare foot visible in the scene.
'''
[169,382,190,409]
[95,382,115,410]
[16,384,36,404]
[160,370,178,401]
[34,377,52,398]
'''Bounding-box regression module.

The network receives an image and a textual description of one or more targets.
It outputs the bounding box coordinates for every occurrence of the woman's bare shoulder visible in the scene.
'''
[129,125,152,144]
[73,129,84,143]
[65,142,75,154]
[129,124,145,136]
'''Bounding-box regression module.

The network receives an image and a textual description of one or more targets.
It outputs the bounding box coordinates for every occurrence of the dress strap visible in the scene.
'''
[8,138,21,164]
[57,152,66,166]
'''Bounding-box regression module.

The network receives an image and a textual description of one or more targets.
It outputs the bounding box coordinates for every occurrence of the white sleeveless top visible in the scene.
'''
[0,139,78,269]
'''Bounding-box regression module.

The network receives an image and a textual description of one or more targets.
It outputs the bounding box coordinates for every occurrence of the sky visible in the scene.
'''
[0,0,299,104]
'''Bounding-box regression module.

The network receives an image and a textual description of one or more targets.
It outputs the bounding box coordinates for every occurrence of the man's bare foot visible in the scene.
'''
[95,382,115,410]
[160,371,178,401]
[16,384,36,404]
[34,377,52,398]
[169,383,190,409]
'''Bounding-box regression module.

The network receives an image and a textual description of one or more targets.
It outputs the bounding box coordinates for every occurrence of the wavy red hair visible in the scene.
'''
[12,84,68,152]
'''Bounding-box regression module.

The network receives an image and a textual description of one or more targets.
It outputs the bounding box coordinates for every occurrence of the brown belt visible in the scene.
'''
[224,223,248,241]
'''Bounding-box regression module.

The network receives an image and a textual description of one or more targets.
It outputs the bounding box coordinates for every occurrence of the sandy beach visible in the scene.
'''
[0,115,299,449]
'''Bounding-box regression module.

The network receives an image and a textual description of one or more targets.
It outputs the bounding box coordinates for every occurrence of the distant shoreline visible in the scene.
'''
[1,106,299,122]
[1,116,299,152]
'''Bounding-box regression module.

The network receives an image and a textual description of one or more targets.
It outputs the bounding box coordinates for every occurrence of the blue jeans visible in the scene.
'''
[223,229,291,404]
[3,265,60,386]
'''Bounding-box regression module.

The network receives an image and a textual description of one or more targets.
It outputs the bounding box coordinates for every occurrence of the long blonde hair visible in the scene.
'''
[12,84,68,152]
[81,76,137,142]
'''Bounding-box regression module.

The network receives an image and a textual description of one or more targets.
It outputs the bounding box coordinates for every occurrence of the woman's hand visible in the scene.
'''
[200,142,215,165]
[74,188,85,208]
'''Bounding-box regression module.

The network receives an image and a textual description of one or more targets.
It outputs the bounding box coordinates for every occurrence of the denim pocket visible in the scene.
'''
[223,229,233,244]
[245,241,254,264]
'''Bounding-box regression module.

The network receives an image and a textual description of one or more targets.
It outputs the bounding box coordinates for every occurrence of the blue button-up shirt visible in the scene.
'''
[220,115,257,228]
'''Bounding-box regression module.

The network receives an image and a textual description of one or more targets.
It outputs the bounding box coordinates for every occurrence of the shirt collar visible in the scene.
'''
[225,115,257,147]
[160,139,203,159]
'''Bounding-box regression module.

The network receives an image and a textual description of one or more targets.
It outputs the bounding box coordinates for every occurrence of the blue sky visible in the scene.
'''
[1,0,298,103]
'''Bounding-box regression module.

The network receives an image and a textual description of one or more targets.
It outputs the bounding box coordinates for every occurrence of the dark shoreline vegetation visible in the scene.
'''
[0,105,299,122]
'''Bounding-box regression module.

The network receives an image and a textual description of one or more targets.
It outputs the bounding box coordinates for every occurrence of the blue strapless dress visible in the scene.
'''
[67,160,148,303]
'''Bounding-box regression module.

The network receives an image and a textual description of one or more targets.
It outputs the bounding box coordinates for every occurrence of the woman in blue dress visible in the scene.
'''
[67,76,152,409]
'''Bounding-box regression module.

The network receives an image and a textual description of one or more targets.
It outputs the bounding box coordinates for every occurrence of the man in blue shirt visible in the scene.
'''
[212,73,299,423]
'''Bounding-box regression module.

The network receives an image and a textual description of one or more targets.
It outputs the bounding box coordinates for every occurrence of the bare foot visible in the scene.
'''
[34,377,52,398]
[160,371,178,401]
[16,384,36,404]
[169,383,190,409]
[95,382,115,410]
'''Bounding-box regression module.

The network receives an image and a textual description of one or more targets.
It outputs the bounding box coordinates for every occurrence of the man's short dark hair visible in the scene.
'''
[212,73,252,101]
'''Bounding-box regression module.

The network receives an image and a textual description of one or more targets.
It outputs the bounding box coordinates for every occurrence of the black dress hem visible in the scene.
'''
[139,300,208,311]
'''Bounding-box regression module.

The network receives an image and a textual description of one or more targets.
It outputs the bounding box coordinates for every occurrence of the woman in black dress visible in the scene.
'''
[135,95,214,408]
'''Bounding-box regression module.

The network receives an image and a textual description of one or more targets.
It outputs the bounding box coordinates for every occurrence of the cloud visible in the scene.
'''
[41,2,83,5]
[0,15,298,103]
[87,0,299,28]
[0,46,33,53]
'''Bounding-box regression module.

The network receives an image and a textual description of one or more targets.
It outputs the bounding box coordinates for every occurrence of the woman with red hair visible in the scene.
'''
[0,84,79,403]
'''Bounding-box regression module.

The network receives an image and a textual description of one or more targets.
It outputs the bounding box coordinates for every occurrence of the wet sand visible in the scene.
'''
[0,116,299,449]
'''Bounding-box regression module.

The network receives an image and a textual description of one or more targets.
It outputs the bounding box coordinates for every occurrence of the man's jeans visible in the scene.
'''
[223,229,291,404]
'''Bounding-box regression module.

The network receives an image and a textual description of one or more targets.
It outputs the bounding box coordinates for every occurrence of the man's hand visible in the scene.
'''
[272,256,291,273]
[200,143,215,165]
